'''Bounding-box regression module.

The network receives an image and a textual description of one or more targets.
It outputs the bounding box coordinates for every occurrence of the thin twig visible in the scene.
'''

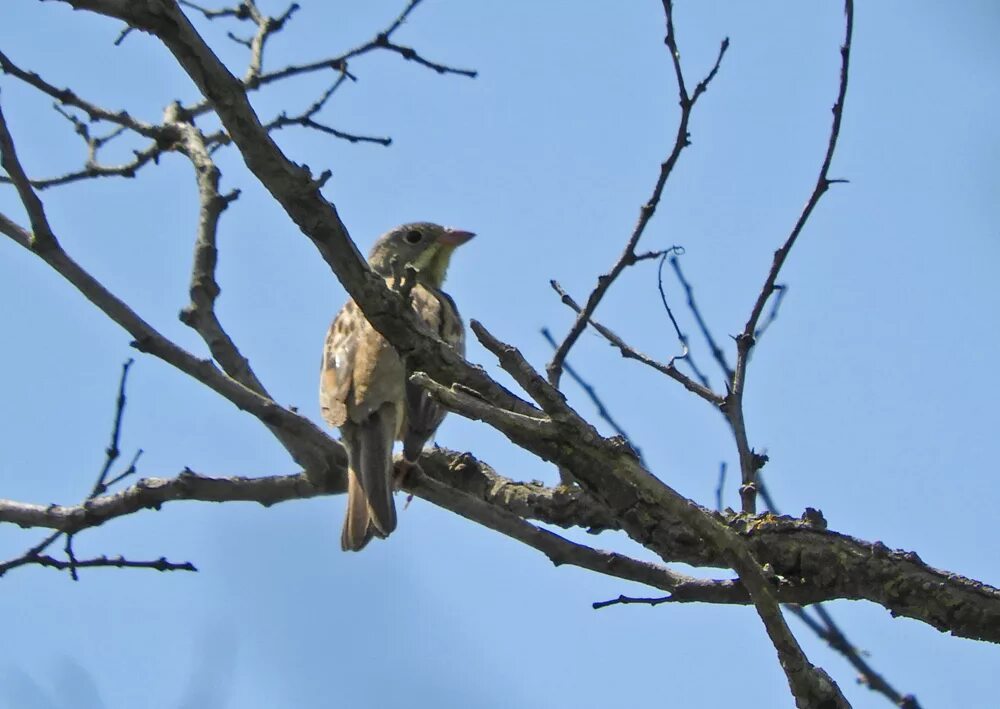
[754,284,787,339]
[372,33,477,78]
[0,105,334,472]
[0,530,63,577]
[791,604,922,708]
[726,1,853,515]
[669,254,732,382]
[1,1,468,189]
[715,461,727,512]
[1,138,167,190]
[0,358,165,579]
[761,477,923,708]
[656,251,712,387]
[563,256,915,706]
[181,0,474,122]
[104,448,143,490]
[545,24,728,388]
[0,50,159,136]
[265,75,392,145]
[29,554,197,574]
[551,281,724,406]
[541,327,646,466]
[178,0,245,20]
[92,358,135,496]
[592,594,673,610]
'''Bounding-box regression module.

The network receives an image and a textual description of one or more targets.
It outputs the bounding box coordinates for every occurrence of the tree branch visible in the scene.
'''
[1,445,998,644]
[0,103,335,474]
[544,8,728,388]
[540,327,647,466]
[728,0,854,516]
[0,50,159,137]
[551,280,724,406]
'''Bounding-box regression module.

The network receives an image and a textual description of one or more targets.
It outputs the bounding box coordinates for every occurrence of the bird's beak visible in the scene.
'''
[437,228,476,247]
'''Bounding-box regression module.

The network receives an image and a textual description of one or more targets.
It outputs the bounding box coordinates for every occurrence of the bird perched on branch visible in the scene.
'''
[320,223,474,551]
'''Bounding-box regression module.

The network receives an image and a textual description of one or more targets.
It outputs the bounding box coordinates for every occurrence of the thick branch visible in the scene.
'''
[3,447,996,645]
[406,468,736,602]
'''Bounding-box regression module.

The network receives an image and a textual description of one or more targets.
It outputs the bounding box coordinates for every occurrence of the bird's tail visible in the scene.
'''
[341,404,398,552]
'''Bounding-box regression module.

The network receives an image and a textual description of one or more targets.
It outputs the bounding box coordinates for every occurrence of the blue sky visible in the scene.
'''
[1,1,998,707]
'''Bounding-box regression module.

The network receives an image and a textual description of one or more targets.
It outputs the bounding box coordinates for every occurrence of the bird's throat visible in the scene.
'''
[413,244,455,287]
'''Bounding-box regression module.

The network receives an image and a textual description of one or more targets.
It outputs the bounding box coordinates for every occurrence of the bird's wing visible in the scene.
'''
[321,298,406,425]
[402,285,465,461]
[322,298,405,551]
[347,315,405,424]
[319,300,361,428]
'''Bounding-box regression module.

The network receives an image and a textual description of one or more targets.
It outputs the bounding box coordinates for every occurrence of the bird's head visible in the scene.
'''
[367,222,475,288]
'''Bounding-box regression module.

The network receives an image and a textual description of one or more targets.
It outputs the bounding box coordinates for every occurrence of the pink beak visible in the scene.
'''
[437,228,476,247]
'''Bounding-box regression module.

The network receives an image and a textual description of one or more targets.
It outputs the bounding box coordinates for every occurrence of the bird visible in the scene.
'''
[320,222,474,551]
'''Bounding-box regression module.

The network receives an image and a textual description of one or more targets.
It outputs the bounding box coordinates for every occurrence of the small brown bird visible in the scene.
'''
[320,223,473,551]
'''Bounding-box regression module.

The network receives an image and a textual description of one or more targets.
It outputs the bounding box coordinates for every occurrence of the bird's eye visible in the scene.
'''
[404,229,423,244]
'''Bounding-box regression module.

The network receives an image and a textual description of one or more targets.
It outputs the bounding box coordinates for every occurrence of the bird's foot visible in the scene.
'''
[394,458,422,510]
[393,457,421,488]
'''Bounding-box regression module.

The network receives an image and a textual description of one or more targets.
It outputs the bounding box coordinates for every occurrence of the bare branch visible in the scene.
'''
[540,327,646,466]
[171,111,262,393]
[788,604,923,708]
[9,139,167,190]
[754,283,788,340]
[2,359,165,579]
[9,9,985,706]
[741,11,853,343]
[727,0,853,517]
[371,32,477,78]
[668,253,733,382]
[240,1,301,85]
[14,554,196,575]
[715,461,727,512]
[551,281,724,406]
[1,443,999,646]
[419,449,618,533]
[0,104,334,473]
[265,75,392,146]
[0,50,159,136]
[407,467,734,602]
[2,1,467,191]
[181,0,474,123]
[550,260,913,707]
[470,320,570,418]
[653,249,712,386]
[103,448,143,491]
[410,372,552,439]
[91,358,138,496]
[592,594,673,610]
[178,0,245,21]
[0,531,64,577]
[760,476,923,708]
[545,14,728,387]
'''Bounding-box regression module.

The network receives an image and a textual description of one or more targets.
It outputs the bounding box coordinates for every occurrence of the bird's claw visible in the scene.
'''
[393,458,421,489]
